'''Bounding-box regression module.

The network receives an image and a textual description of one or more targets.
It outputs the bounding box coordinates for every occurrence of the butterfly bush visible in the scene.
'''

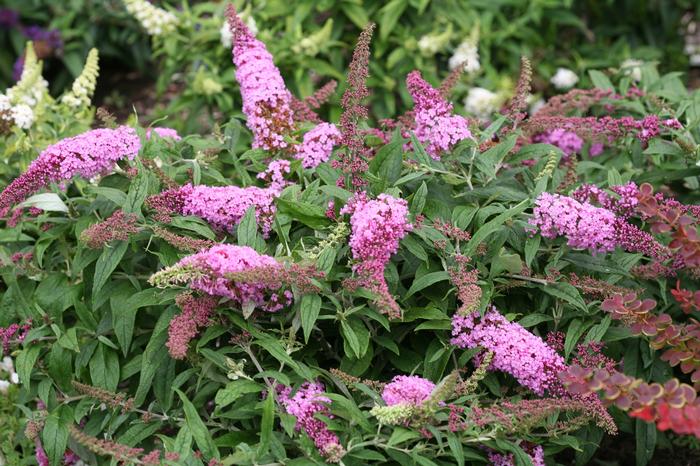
[294,122,341,169]
[451,308,566,395]
[228,6,294,151]
[0,126,179,215]
[277,382,346,462]
[406,70,472,159]
[147,184,278,236]
[341,192,412,317]
[149,244,292,312]
[382,375,436,406]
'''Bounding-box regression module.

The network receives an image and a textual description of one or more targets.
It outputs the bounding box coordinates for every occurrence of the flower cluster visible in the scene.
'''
[464,87,501,119]
[405,70,472,159]
[227,5,294,151]
[449,39,480,73]
[146,183,278,236]
[529,192,618,254]
[550,68,579,89]
[61,48,99,108]
[381,375,435,407]
[0,42,47,131]
[149,244,293,313]
[533,128,583,156]
[0,356,19,393]
[0,322,30,355]
[277,382,346,462]
[451,308,566,395]
[124,0,178,36]
[341,192,412,317]
[257,159,291,193]
[80,210,140,249]
[488,444,545,466]
[166,294,218,359]
[294,123,341,169]
[0,126,178,216]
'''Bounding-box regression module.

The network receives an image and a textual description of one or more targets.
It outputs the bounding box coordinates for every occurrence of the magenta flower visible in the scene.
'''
[451,308,566,395]
[382,375,435,407]
[147,184,278,236]
[257,159,291,193]
[295,122,341,169]
[227,7,294,151]
[533,128,583,156]
[529,192,618,254]
[0,126,179,216]
[340,192,412,317]
[406,70,472,159]
[277,382,346,462]
[150,244,293,313]
[166,294,217,359]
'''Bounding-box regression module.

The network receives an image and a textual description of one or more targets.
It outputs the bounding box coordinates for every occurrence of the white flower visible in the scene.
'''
[0,357,13,374]
[550,67,579,89]
[449,40,480,73]
[10,104,34,129]
[0,380,9,394]
[220,15,257,48]
[621,59,643,82]
[10,372,18,384]
[124,0,178,37]
[464,87,500,119]
[529,97,545,115]
[220,21,233,48]
[61,48,99,108]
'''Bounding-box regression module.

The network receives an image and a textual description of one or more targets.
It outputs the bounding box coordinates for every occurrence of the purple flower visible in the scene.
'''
[277,382,345,462]
[0,8,19,29]
[533,128,583,157]
[406,70,472,159]
[451,308,566,395]
[382,375,435,406]
[295,122,341,169]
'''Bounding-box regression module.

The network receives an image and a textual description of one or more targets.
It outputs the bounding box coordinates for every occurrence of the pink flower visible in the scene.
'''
[146,127,182,140]
[529,192,618,254]
[340,192,412,317]
[406,70,472,159]
[257,159,291,193]
[153,244,292,312]
[533,128,583,156]
[277,382,345,462]
[0,126,179,216]
[295,123,341,169]
[451,308,566,395]
[381,375,435,406]
[147,184,278,236]
[227,7,294,150]
[488,444,544,466]
[166,294,217,359]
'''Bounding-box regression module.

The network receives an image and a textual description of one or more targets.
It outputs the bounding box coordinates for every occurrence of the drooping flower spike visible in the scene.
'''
[0,126,179,216]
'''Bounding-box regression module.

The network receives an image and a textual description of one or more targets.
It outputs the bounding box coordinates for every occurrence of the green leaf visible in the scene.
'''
[635,419,657,466]
[257,391,274,457]
[237,206,260,249]
[370,137,403,182]
[215,380,261,408]
[543,282,588,312]
[411,182,428,215]
[124,168,150,214]
[380,0,408,41]
[465,200,528,256]
[405,271,450,298]
[112,288,162,356]
[300,294,322,343]
[447,433,465,466]
[92,241,128,306]
[277,198,330,229]
[176,389,219,460]
[409,132,433,166]
[341,317,370,359]
[564,319,592,358]
[19,193,68,212]
[89,343,120,391]
[524,235,540,268]
[589,69,615,91]
[42,407,71,466]
[17,345,41,386]
[135,308,175,405]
